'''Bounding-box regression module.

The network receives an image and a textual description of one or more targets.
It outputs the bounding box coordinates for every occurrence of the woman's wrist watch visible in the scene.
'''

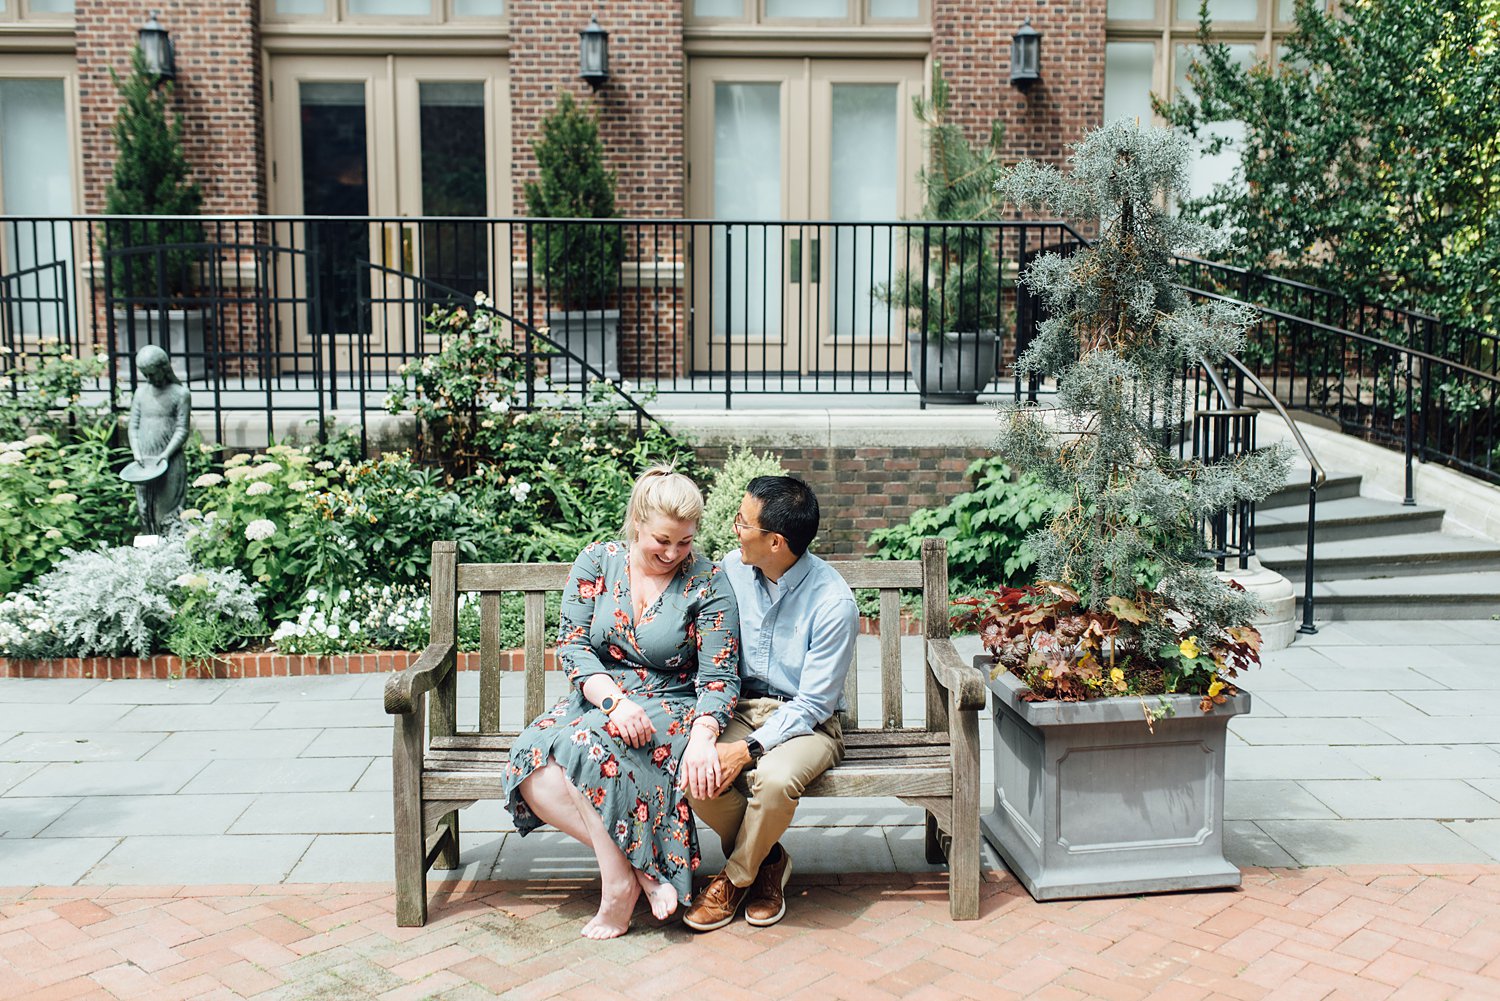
[601,694,625,715]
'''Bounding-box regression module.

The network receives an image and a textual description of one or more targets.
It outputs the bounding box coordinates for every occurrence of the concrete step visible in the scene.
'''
[1295,570,1500,620]
[1261,531,1500,582]
[1255,496,1446,547]
[1261,470,1363,511]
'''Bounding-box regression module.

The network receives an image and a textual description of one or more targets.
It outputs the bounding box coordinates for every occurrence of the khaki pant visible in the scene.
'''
[688,698,844,887]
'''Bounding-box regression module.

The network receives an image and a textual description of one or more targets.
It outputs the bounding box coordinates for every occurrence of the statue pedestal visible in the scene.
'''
[133,535,162,549]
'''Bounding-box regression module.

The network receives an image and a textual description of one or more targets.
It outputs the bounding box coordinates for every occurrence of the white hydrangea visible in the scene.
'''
[193,472,224,488]
[509,480,531,502]
[44,528,63,540]
[47,478,69,490]
[0,452,24,466]
[244,519,277,541]
[179,508,202,521]
[246,481,274,497]
[248,462,282,479]
[52,493,78,505]
[23,434,51,447]
[225,465,253,482]
[224,453,251,467]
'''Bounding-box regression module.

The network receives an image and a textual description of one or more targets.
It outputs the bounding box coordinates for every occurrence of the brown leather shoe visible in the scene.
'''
[745,845,792,927]
[682,872,749,932]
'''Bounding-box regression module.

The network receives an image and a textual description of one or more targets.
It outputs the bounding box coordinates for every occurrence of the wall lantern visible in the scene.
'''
[139,11,176,84]
[1009,16,1041,89]
[579,14,609,88]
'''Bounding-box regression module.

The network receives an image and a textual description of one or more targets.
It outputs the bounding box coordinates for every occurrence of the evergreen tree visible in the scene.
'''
[103,47,203,299]
[523,92,623,309]
[993,121,1291,656]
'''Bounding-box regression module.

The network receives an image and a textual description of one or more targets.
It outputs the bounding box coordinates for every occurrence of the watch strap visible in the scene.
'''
[744,736,764,760]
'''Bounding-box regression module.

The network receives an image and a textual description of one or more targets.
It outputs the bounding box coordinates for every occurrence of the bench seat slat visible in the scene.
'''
[805,766,951,798]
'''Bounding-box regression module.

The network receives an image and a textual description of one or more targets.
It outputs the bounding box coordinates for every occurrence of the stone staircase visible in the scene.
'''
[1256,468,1500,620]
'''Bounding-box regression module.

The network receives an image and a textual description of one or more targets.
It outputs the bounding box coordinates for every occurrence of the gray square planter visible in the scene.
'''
[546,308,620,384]
[979,657,1249,901]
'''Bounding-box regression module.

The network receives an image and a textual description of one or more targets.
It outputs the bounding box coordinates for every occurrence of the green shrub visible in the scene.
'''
[868,457,1066,595]
[697,447,787,560]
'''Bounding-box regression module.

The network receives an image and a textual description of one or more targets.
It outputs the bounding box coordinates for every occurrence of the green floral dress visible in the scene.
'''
[502,541,740,904]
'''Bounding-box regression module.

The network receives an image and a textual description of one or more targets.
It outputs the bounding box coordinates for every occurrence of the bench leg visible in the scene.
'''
[392,710,428,927]
[434,810,460,871]
[949,706,981,921]
[925,810,945,864]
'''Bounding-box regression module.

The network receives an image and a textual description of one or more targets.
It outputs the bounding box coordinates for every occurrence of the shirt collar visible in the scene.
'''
[757,550,815,596]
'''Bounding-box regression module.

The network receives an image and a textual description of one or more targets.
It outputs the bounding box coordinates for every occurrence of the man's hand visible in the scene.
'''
[711,740,755,797]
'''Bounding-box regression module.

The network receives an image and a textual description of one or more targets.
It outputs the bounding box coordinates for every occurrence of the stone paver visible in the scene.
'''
[3,867,1499,999]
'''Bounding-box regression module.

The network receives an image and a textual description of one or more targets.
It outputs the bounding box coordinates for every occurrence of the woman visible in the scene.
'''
[502,466,740,938]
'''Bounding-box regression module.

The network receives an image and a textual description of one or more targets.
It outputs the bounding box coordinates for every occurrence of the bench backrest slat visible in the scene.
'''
[828,561,923,589]
[457,563,571,592]
[478,593,502,732]
[879,588,903,728]
[524,590,547,724]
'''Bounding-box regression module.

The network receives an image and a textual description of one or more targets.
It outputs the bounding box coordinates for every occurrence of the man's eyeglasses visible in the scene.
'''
[733,516,775,537]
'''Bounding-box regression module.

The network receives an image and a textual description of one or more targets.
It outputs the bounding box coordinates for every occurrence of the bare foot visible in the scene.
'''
[635,869,679,921]
[581,876,639,939]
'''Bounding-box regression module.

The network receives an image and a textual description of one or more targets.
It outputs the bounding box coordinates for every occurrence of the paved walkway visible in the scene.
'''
[3,618,1499,998]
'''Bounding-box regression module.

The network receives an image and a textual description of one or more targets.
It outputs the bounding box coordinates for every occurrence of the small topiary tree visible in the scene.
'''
[959,121,1291,708]
[696,447,787,560]
[102,47,203,300]
[523,92,623,309]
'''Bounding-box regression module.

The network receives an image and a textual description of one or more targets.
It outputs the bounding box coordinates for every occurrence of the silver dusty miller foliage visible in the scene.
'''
[994,121,1291,649]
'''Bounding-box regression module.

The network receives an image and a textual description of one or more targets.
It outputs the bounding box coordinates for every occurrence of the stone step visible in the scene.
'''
[1295,570,1500,621]
[1260,531,1500,582]
[1260,471,1363,511]
[1255,496,1446,547]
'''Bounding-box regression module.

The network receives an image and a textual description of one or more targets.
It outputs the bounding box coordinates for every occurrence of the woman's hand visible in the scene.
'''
[609,698,655,748]
[679,728,723,800]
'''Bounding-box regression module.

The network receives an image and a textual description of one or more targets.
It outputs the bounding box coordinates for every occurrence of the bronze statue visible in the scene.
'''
[122,345,190,535]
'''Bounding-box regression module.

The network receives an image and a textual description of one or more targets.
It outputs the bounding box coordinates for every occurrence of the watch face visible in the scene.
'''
[601,696,618,714]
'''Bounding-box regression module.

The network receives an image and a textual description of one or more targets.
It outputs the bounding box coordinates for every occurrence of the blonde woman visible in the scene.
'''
[501,466,741,938]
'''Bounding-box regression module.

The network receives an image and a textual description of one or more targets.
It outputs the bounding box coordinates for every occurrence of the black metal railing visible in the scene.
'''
[0,215,1092,441]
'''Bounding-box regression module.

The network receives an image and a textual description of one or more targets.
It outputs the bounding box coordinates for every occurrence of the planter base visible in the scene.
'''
[982,662,1248,901]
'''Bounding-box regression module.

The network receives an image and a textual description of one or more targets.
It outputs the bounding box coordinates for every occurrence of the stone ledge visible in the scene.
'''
[0,649,558,680]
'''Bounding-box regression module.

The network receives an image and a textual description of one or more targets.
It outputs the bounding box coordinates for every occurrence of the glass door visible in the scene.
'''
[688,57,921,378]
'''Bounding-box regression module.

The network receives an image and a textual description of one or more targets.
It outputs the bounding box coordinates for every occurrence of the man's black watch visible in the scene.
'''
[743,736,764,761]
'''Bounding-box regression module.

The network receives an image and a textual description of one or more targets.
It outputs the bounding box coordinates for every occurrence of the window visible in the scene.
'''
[266,0,503,23]
[687,0,926,27]
[1104,0,1329,198]
[0,0,75,20]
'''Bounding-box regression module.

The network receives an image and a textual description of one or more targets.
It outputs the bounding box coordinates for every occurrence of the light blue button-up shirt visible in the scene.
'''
[720,547,858,751]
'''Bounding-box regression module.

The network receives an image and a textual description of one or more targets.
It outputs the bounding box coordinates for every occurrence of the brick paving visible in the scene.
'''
[3,866,1499,1000]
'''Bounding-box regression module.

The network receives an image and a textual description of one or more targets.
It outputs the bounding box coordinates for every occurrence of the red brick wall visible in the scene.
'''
[76,0,265,215]
[932,0,1106,168]
[694,445,976,556]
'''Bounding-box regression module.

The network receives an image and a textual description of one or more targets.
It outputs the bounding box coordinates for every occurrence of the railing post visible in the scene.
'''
[1419,317,1434,464]
[1403,345,1415,506]
[1298,474,1319,635]
[523,221,536,412]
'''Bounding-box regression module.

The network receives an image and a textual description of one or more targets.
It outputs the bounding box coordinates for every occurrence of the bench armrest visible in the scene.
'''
[384,640,457,715]
[927,637,986,712]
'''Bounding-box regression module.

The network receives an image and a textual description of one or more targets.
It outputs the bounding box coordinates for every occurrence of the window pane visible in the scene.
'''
[1177,0,1257,20]
[347,0,430,15]
[867,0,919,19]
[1278,0,1324,21]
[712,82,782,340]
[275,0,326,13]
[418,82,488,295]
[27,0,76,12]
[453,0,504,15]
[1105,42,1155,126]
[830,84,897,339]
[1174,44,1254,201]
[765,0,847,18]
[1108,0,1155,19]
[0,79,75,339]
[693,0,743,15]
[300,82,370,335]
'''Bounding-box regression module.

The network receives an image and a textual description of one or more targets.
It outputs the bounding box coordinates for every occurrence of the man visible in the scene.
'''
[682,475,858,931]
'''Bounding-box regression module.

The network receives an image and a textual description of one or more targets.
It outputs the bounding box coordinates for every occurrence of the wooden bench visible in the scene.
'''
[385,537,984,926]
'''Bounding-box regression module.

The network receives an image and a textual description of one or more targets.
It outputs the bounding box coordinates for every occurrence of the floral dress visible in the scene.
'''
[502,541,740,904]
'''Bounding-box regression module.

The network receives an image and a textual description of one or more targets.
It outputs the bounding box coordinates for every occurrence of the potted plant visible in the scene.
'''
[523,92,624,384]
[956,121,1292,901]
[875,63,1005,404]
[102,47,207,381]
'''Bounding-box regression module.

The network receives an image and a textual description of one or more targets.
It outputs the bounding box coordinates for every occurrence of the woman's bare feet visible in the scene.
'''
[581,874,640,939]
[635,869,679,921]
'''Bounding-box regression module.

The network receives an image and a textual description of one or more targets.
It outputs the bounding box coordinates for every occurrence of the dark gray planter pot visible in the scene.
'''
[546,308,620,384]
[112,307,209,381]
[906,330,998,404]
[979,656,1249,901]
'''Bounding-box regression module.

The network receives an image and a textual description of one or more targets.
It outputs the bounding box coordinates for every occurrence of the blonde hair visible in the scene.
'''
[623,465,703,543]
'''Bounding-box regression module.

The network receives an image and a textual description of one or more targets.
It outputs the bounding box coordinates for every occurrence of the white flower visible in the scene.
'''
[44,528,62,540]
[288,480,310,491]
[193,473,224,488]
[179,508,202,521]
[488,398,510,414]
[245,519,277,541]
[509,480,531,503]
[204,510,218,523]
[174,572,209,589]
[314,461,333,471]
[47,479,69,490]
[0,452,24,466]
[23,435,50,447]
[225,465,253,482]
[51,493,78,505]
[326,623,341,640]
[473,291,491,307]
[338,588,351,603]
[306,588,321,602]
[246,481,274,496]
[225,453,251,467]
[248,462,281,479]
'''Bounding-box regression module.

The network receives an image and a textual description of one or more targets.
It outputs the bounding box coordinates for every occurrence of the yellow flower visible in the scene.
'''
[1179,636,1201,659]
[1110,667,1124,683]
[1208,679,1225,698]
